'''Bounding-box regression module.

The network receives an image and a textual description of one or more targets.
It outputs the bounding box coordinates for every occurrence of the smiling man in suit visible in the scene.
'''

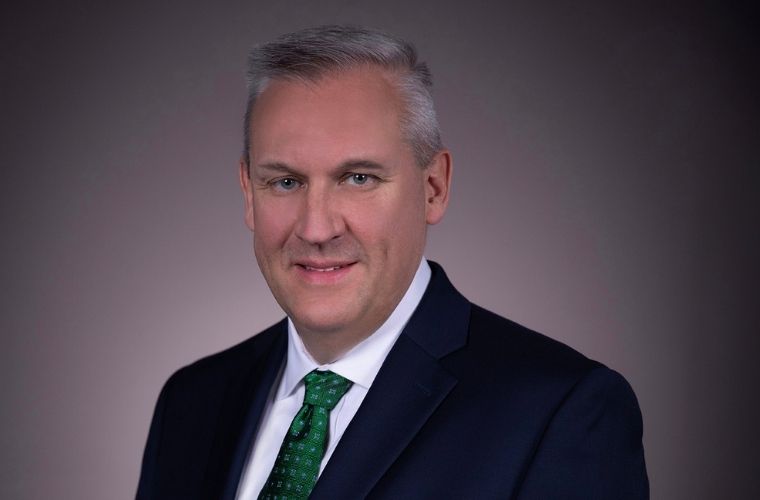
[137,25,648,499]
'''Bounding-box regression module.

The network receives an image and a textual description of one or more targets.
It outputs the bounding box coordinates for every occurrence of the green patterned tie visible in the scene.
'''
[258,370,353,500]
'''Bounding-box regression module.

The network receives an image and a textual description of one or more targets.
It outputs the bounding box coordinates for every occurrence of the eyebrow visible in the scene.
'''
[254,162,297,175]
[254,159,389,177]
[335,159,388,173]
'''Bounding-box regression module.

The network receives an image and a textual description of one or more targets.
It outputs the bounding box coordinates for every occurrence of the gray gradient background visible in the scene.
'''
[2,1,758,499]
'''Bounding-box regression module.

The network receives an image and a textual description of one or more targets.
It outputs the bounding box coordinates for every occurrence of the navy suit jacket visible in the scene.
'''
[137,261,648,499]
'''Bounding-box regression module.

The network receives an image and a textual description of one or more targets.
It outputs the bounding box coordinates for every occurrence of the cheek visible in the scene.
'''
[253,203,295,254]
[396,183,429,251]
[355,185,427,251]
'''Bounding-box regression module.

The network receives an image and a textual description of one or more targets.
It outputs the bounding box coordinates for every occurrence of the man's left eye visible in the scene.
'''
[345,173,372,185]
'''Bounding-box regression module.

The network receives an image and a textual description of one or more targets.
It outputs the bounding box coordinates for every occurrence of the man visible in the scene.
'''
[137,25,648,499]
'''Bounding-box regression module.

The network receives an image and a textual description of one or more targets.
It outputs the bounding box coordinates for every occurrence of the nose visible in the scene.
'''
[294,185,345,246]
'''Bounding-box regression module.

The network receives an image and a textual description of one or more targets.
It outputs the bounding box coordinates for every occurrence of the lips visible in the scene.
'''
[294,261,357,283]
[303,265,344,272]
[296,260,356,271]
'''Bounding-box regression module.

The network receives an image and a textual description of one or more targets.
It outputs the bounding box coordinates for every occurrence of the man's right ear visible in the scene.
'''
[239,159,255,231]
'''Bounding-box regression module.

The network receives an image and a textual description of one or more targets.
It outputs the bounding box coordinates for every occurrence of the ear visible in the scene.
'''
[424,150,452,225]
[239,159,255,231]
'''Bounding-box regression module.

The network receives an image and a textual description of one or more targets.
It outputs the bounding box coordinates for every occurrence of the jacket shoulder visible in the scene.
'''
[166,320,285,391]
[136,321,286,499]
[466,304,600,374]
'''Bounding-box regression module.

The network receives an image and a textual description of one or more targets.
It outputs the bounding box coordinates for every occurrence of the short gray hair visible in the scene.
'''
[242,25,443,168]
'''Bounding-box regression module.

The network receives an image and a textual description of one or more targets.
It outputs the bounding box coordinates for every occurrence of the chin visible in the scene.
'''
[281,283,356,323]
[295,316,351,336]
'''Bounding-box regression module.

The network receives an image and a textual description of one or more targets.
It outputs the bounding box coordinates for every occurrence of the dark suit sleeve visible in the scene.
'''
[516,366,649,499]
[135,375,172,500]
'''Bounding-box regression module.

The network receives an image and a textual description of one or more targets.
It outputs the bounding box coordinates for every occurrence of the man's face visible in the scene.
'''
[240,66,450,356]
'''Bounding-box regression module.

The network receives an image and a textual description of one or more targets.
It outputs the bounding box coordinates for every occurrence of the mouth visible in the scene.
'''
[296,259,357,270]
[301,264,348,272]
[294,261,357,283]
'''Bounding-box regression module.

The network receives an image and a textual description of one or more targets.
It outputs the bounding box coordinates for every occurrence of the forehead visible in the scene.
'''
[248,67,411,167]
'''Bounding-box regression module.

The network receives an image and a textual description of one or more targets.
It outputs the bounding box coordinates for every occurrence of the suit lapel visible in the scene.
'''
[199,322,288,500]
[311,261,471,499]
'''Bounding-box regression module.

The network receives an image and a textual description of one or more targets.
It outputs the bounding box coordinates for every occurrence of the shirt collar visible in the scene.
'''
[277,258,432,399]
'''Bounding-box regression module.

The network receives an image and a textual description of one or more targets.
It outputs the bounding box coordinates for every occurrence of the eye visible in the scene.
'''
[344,173,373,186]
[271,177,302,192]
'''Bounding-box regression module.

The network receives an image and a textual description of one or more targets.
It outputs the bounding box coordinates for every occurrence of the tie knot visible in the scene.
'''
[303,370,352,410]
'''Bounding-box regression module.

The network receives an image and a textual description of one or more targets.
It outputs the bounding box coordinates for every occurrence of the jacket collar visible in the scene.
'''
[401,260,471,358]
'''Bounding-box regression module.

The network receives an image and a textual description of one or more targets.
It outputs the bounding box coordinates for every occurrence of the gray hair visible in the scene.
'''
[242,25,443,168]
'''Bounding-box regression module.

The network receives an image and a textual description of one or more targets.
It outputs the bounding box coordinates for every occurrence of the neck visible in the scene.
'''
[296,319,386,364]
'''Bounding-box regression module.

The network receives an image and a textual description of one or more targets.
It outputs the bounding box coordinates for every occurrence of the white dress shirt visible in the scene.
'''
[235,259,431,499]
